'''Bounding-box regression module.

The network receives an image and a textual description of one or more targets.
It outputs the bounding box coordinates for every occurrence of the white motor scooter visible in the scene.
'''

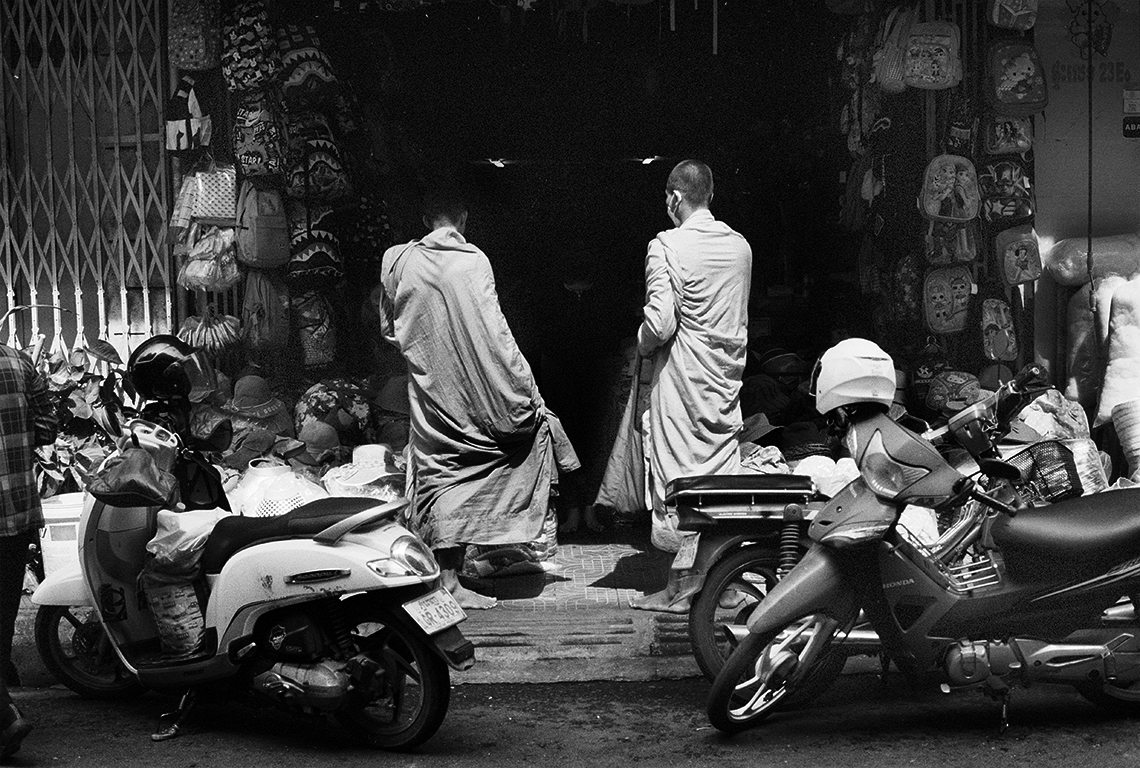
[31,416,474,751]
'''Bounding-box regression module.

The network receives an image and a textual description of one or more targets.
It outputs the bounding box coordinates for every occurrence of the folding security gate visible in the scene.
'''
[0,0,171,362]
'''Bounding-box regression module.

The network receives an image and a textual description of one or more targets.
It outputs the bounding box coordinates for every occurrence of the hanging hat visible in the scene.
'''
[227,375,287,420]
[291,420,342,466]
[334,444,403,486]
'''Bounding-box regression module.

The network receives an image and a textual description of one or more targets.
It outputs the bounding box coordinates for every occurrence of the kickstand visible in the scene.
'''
[984,676,1011,735]
[152,688,197,742]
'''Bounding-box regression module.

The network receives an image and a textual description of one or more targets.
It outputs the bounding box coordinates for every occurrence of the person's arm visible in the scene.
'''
[637,237,677,357]
[25,355,56,447]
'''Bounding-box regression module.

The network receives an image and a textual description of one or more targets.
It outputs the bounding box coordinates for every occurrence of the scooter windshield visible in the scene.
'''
[808,476,897,548]
[846,412,966,508]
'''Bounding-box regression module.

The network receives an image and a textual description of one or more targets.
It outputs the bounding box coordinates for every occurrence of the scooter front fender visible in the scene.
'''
[30,564,93,607]
[745,543,857,637]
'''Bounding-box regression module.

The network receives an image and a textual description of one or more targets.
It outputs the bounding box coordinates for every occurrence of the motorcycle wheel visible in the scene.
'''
[34,605,144,700]
[335,607,451,752]
[707,610,847,734]
[1078,680,1140,713]
[688,547,779,681]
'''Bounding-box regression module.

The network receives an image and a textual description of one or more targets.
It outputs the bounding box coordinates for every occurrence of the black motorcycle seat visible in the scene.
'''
[666,474,816,500]
[201,496,382,575]
[991,488,1140,573]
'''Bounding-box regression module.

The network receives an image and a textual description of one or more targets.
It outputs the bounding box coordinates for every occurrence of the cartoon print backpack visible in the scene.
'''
[983,113,1032,155]
[919,154,979,223]
[233,90,287,179]
[277,25,339,110]
[235,180,290,269]
[903,21,962,90]
[923,263,974,334]
[989,0,1037,30]
[944,87,976,157]
[994,224,1042,286]
[284,112,354,203]
[978,157,1035,227]
[170,0,221,71]
[874,3,916,96]
[981,297,1019,362]
[287,201,344,288]
[221,0,281,93]
[985,40,1048,116]
[925,220,977,265]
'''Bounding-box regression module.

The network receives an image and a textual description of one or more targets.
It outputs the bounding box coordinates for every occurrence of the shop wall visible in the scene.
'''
[1034,0,1140,376]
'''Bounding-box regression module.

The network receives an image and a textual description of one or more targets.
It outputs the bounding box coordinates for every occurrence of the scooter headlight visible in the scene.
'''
[860,430,929,500]
[369,535,439,578]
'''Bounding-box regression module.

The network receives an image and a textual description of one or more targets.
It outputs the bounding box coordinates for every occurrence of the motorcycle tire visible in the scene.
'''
[335,605,451,752]
[688,547,779,681]
[707,610,847,734]
[34,605,144,700]
[1077,680,1140,713]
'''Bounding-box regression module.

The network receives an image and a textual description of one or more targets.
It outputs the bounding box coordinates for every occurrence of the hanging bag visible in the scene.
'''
[874,4,916,96]
[983,113,1033,155]
[995,224,1042,286]
[292,291,337,369]
[903,20,962,90]
[277,25,340,110]
[177,227,242,292]
[989,0,1037,31]
[221,0,282,93]
[284,112,354,203]
[978,157,1035,228]
[287,201,344,288]
[165,75,212,153]
[925,220,977,265]
[233,90,287,179]
[170,0,221,71]
[190,163,238,226]
[985,39,1048,116]
[242,269,291,359]
[235,180,290,269]
[981,297,1019,362]
[919,154,979,223]
[923,263,975,335]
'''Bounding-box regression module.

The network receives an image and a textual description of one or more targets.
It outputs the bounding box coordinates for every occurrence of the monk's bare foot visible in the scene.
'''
[452,584,498,610]
[559,507,582,535]
[583,506,603,533]
[629,589,690,614]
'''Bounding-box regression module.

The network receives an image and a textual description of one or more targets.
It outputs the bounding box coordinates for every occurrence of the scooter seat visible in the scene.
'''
[202,496,382,575]
[991,488,1140,575]
[665,473,817,501]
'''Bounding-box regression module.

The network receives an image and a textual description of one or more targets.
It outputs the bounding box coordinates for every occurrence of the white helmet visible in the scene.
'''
[811,338,897,416]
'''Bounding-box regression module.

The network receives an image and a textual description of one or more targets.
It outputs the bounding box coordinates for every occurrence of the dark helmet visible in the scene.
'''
[127,335,216,403]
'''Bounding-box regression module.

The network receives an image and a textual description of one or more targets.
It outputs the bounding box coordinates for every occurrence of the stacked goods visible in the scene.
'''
[178,306,245,377]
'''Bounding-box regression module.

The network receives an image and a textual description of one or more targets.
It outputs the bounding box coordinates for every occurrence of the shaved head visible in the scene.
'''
[666,160,714,208]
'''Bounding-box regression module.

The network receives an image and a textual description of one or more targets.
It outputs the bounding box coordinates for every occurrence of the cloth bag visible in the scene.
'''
[594,353,648,514]
[191,165,238,226]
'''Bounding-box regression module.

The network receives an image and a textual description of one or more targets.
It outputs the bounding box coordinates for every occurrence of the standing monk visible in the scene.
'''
[380,187,578,610]
[0,339,57,756]
[630,160,752,613]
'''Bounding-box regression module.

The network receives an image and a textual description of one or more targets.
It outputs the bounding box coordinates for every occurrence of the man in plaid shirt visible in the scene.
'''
[0,341,57,757]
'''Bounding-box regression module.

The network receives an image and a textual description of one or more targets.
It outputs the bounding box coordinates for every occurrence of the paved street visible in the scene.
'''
[6,671,1140,768]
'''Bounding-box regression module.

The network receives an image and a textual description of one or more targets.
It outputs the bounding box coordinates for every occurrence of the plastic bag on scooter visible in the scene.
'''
[142,564,209,658]
[146,508,230,571]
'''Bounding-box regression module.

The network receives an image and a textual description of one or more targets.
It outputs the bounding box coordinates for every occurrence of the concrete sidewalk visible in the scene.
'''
[13,528,705,688]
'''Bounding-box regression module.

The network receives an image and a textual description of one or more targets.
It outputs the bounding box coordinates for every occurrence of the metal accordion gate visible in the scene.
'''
[0,0,171,363]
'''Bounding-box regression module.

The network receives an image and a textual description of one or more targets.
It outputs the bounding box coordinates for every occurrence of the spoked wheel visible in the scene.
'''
[34,605,144,699]
[688,548,779,681]
[707,611,847,734]
[336,607,451,752]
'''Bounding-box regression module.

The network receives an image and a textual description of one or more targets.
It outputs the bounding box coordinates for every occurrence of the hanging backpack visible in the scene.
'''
[994,224,1042,286]
[338,193,395,268]
[903,20,962,90]
[277,25,339,110]
[235,180,290,269]
[989,0,1037,31]
[985,40,1048,116]
[981,297,1019,362]
[233,90,287,179]
[944,87,976,157]
[874,4,916,96]
[284,112,354,203]
[923,263,974,334]
[165,75,212,153]
[291,291,337,370]
[287,201,344,288]
[925,220,977,265]
[221,0,282,93]
[978,157,1035,228]
[982,113,1033,155]
[919,154,979,223]
[242,268,291,358]
[170,0,221,71]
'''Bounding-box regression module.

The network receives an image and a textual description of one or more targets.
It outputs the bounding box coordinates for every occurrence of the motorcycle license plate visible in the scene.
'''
[672,533,700,570]
[404,588,467,635]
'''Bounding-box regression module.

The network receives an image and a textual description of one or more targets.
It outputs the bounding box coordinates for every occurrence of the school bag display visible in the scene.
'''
[981,297,1019,362]
[985,40,1048,116]
[277,25,339,110]
[874,4,916,95]
[994,224,1042,286]
[983,113,1033,155]
[291,291,337,369]
[923,263,974,334]
[233,91,287,179]
[919,154,979,223]
[242,268,291,358]
[903,20,962,90]
[925,220,977,265]
[978,157,1035,227]
[989,0,1037,30]
[235,180,290,269]
[170,0,221,71]
[287,201,344,288]
[284,112,354,203]
[221,0,281,93]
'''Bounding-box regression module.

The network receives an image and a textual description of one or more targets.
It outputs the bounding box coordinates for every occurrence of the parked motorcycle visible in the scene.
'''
[32,335,475,750]
[707,338,1140,734]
